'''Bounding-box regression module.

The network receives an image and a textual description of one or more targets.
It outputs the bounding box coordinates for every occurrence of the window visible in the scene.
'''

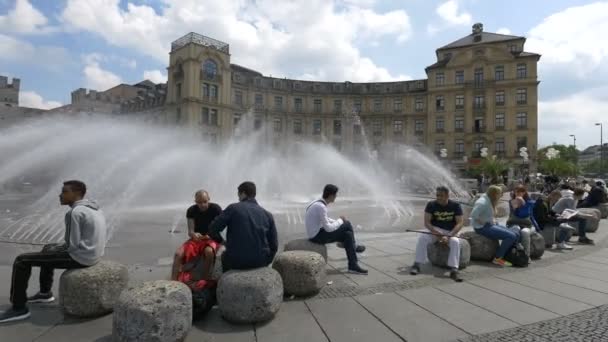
[455,95,465,110]
[294,82,301,90]
[455,117,464,131]
[436,72,445,86]
[372,120,383,137]
[510,44,518,53]
[294,98,303,112]
[334,99,343,113]
[201,107,209,124]
[333,120,342,135]
[495,65,504,81]
[474,67,484,84]
[176,83,182,99]
[455,140,464,155]
[274,96,283,110]
[293,119,303,134]
[436,95,445,111]
[201,83,209,97]
[516,112,528,129]
[495,91,505,106]
[313,120,322,135]
[314,99,322,113]
[394,98,403,111]
[415,97,424,111]
[273,118,282,132]
[210,85,218,98]
[474,95,485,108]
[255,78,262,87]
[353,99,362,113]
[436,118,445,132]
[517,136,528,150]
[474,140,484,154]
[233,113,241,128]
[234,73,241,83]
[203,59,218,79]
[495,113,505,129]
[517,64,527,79]
[273,79,282,89]
[474,117,484,132]
[353,124,362,136]
[495,138,505,154]
[455,70,464,84]
[374,98,383,112]
[210,109,218,126]
[234,90,242,105]
[516,88,527,105]
[393,120,404,134]
[415,120,424,134]
[255,94,263,107]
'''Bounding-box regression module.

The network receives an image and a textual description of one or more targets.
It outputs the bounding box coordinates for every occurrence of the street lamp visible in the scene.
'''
[596,123,603,176]
[569,134,576,149]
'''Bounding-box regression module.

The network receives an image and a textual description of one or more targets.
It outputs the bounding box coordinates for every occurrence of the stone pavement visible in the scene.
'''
[3,223,608,341]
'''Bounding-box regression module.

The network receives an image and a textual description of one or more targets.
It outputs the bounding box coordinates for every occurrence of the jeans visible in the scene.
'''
[10,246,84,309]
[414,228,461,269]
[311,221,358,268]
[475,223,520,258]
[508,225,531,257]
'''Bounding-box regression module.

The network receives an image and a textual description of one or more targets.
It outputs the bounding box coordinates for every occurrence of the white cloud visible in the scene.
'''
[19,91,62,109]
[83,54,123,90]
[496,27,511,35]
[0,0,51,34]
[60,0,412,82]
[526,2,608,77]
[143,70,167,83]
[436,0,471,25]
[0,34,70,70]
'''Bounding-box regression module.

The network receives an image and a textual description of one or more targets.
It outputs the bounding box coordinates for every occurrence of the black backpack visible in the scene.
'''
[504,244,529,267]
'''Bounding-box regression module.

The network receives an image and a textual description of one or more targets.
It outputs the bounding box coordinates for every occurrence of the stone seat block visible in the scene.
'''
[113,280,192,342]
[59,260,128,317]
[599,203,608,219]
[461,231,499,262]
[575,208,600,234]
[217,267,283,324]
[283,238,327,261]
[427,238,471,270]
[272,251,326,297]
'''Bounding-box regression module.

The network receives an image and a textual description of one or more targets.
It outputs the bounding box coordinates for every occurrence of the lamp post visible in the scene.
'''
[569,134,576,149]
[596,123,603,176]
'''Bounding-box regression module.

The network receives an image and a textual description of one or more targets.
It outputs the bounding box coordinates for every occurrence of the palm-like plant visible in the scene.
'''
[477,155,510,184]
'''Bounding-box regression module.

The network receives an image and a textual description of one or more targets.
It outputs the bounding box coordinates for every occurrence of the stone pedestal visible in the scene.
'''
[427,239,470,270]
[284,239,328,261]
[59,260,128,317]
[272,251,326,297]
[461,231,498,262]
[113,280,192,342]
[576,209,600,233]
[217,267,283,324]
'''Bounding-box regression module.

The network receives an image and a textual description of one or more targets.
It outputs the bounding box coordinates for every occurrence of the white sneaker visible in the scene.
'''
[556,242,573,250]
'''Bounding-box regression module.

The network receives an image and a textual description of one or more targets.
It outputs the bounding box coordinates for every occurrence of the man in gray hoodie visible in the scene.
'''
[0,180,107,323]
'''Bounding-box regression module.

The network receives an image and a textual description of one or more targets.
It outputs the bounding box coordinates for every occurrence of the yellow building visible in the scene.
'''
[165,23,540,171]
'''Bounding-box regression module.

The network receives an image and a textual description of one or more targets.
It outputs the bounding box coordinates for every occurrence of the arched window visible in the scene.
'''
[203,59,218,79]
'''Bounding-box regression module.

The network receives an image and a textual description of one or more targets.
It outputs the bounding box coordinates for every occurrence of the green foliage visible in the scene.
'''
[475,157,510,184]
[583,160,602,174]
[538,144,578,163]
[539,157,578,176]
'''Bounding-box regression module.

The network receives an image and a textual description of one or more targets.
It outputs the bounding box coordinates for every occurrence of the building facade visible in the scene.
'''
[165,23,541,170]
[0,75,20,107]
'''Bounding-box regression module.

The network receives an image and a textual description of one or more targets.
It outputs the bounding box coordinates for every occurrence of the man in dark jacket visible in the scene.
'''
[209,181,278,271]
[579,181,608,208]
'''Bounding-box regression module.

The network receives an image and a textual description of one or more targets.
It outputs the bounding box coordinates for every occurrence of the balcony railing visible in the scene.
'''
[455,105,464,110]
[202,95,218,104]
[454,127,464,133]
[200,70,223,83]
[495,101,505,106]
[171,32,230,53]
[436,128,445,133]
[473,126,486,133]
[517,100,528,105]
[474,104,486,112]
[495,126,505,131]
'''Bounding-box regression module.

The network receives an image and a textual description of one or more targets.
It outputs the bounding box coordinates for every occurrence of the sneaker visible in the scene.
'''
[347,264,368,275]
[355,245,366,253]
[556,242,574,250]
[27,292,55,304]
[578,237,595,245]
[450,270,463,282]
[409,264,421,275]
[0,307,30,324]
[492,258,513,267]
[559,223,577,232]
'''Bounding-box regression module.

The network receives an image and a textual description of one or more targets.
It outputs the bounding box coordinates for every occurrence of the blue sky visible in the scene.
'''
[1,0,607,149]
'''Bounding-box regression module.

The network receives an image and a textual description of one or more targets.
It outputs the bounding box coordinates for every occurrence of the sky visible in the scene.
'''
[1,0,607,149]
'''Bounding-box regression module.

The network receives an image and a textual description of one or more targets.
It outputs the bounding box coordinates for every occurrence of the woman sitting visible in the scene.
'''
[506,186,537,258]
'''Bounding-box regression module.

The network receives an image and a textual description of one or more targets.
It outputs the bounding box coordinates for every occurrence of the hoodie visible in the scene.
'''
[63,199,107,266]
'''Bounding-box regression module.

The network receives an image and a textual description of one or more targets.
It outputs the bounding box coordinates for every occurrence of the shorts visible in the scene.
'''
[176,238,221,290]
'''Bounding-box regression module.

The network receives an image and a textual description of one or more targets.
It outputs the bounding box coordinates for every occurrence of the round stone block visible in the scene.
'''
[272,251,326,297]
[59,260,128,317]
[427,238,470,270]
[461,231,499,262]
[599,203,608,219]
[217,267,283,324]
[529,232,545,260]
[577,208,600,233]
[284,239,327,261]
[113,280,192,342]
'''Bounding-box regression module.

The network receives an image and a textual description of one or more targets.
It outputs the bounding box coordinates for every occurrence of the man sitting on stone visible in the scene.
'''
[170,190,222,284]
[410,186,464,282]
[209,181,278,272]
[578,181,607,208]
[305,184,368,275]
[0,180,107,323]
[552,188,594,245]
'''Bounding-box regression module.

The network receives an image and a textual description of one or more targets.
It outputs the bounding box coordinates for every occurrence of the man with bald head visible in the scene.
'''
[171,190,222,281]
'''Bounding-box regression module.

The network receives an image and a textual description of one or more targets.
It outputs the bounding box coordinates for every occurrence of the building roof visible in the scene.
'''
[438,32,523,51]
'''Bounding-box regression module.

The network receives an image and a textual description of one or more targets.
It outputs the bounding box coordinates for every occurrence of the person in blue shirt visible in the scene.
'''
[506,185,537,259]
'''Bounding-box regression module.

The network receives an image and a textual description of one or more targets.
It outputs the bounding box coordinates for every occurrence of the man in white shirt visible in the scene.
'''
[305,184,368,274]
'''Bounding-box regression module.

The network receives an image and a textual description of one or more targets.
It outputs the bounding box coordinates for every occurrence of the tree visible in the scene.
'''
[539,158,578,177]
[475,156,510,184]
[538,144,578,164]
[583,160,602,174]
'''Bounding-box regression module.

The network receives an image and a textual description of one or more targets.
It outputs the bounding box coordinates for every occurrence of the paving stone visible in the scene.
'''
[186,307,255,342]
[36,314,113,342]
[557,263,608,282]
[306,297,403,342]
[356,292,469,342]
[531,268,608,294]
[0,304,63,342]
[469,277,592,315]
[328,261,396,287]
[397,287,518,335]
[436,282,559,325]
[565,258,608,272]
[255,301,327,342]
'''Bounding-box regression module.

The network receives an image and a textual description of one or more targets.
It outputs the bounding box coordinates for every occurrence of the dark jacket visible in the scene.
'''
[580,186,607,208]
[532,197,558,231]
[209,198,278,269]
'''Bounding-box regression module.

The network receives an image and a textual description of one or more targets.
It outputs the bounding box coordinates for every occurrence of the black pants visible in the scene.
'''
[221,252,270,273]
[311,221,358,268]
[10,245,84,309]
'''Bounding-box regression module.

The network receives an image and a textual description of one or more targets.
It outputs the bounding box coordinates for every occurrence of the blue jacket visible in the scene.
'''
[209,198,278,269]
